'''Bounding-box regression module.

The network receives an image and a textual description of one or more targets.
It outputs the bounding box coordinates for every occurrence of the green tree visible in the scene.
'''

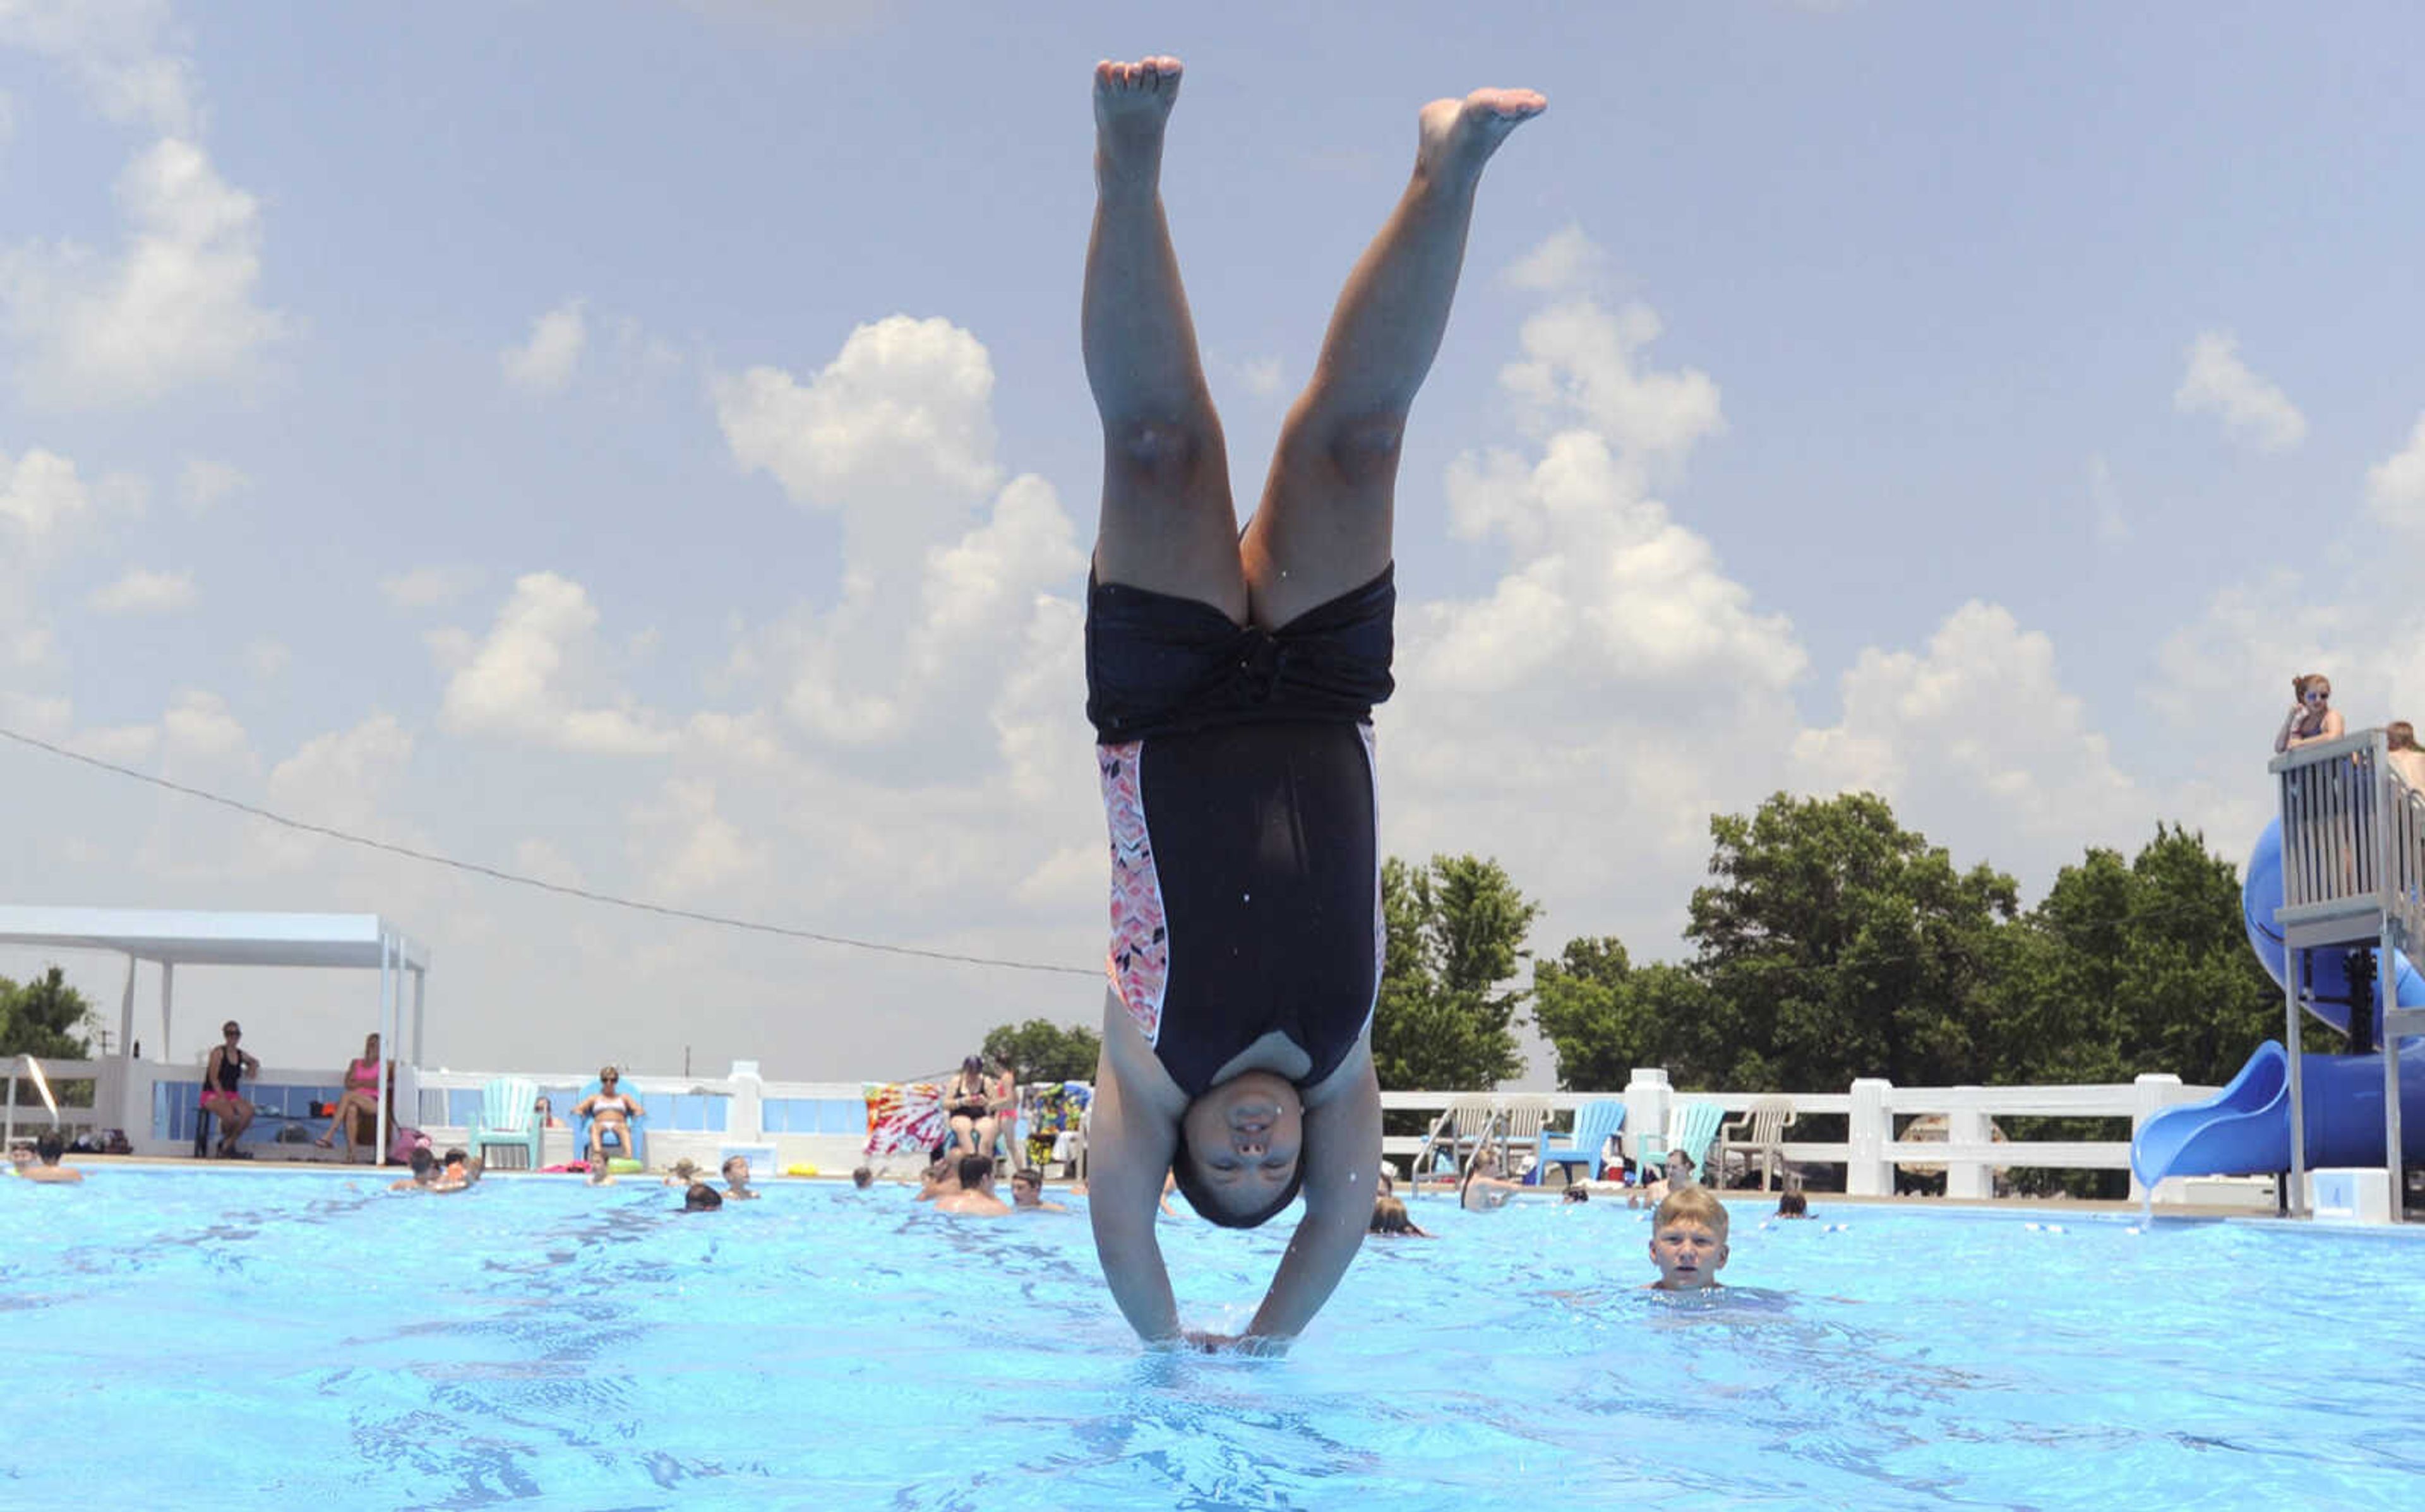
[1531,937,1721,1090]
[981,1017,1104,1085]
[1370,854,1541,1090]
[1684,792,2020,1092]
[1987,824,2285,1088]
[0,966,97,1059]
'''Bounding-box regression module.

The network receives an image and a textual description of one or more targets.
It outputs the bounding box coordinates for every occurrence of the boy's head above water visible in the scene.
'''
[1648,1186,1730,1290]
[1170,1069,1305,1229]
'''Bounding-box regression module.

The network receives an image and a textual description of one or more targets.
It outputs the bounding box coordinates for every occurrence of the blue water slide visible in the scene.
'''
[2128,818,2425,1188]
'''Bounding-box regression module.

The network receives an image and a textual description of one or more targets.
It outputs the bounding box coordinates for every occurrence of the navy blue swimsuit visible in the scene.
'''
[1087,569,1392,1097]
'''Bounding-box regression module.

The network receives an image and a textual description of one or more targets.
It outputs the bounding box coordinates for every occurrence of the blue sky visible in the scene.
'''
[6,1,2423,1084]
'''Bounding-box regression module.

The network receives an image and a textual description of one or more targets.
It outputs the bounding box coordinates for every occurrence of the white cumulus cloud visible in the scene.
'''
[439,571,678,755]
[177,457,246,511]
[1502,224,1607,294]
[714,314,1003,566]
[1499,299,1724,467]
[500,298,587,394]
[714,314,1082,761]
[2365,412,2425,532]
[160,688,249,762]
[1235,354,1284,398]
[2172,331,2306,452]
[251,713,415,870]
[0,0,198,137]
[3,136,288,407]
[88,566,196,614]
[0,446,89,539]
[628,777,770,899]
[1793,602,2148,859]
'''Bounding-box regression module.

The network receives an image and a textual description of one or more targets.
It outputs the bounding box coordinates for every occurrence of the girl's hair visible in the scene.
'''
[2388,721,2418,753]
[1562,1184,1590,1203]
[1370,1196,1418,1234]
[2294,673,2332,698]
[1776,1189,1808,1217]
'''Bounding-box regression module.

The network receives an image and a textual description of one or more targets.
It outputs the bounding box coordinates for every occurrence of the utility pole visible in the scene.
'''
[683,1044,692,1078]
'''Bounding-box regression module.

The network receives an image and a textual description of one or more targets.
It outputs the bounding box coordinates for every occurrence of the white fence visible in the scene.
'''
[1382,1066,2220,1203]
[406,1065,881,1176]
[23,1050,2228,1205]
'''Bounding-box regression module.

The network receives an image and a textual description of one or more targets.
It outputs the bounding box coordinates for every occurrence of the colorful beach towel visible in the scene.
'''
[863,1081,945,1158]
[1019,1081,1093,1136]
[1021,1081,1093,1167]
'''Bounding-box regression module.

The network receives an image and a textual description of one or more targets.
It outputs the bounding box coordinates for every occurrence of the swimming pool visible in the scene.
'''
[6,1172,2422,1509]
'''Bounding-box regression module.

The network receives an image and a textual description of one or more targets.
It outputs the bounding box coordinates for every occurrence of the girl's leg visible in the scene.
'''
[1084,57,1248,620]
[1243,88,1545,628]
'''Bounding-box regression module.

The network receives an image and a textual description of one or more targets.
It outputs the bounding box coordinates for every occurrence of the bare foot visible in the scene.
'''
[1094,55,1183,188]
[1415,87,1548,185]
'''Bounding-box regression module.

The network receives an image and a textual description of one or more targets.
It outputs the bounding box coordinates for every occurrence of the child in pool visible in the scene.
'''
[1646,1186,1730,1292]
[1368,1196,1432,1237]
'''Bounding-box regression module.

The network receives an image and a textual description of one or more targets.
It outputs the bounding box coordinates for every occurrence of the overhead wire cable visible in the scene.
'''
[0,722,1098,979]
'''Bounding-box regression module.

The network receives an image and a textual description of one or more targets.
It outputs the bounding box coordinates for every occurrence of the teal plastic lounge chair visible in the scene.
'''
[466,1075,543,1170]
[1669,1100,1726,1181]
[571,1077,648,1166]
[1534,1099,1627,1184]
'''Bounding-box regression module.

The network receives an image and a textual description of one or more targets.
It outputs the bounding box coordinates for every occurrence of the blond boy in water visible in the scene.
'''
[1645,1186,1730,1291]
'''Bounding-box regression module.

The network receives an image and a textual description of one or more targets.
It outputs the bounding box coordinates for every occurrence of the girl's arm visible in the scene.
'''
[1085,1051,1185,1344]
[1239,1057,1382,1350]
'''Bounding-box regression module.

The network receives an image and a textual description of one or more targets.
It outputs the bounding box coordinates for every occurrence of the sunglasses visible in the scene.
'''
[223,1028,242,1037]
[2306,691,2331,702]
[601,1076,619,1084]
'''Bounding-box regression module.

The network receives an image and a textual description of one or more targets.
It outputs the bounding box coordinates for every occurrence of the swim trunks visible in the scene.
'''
[1087,568,1394,1098]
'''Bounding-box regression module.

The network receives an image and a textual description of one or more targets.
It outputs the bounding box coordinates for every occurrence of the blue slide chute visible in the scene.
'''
[2128,818,2425,1189]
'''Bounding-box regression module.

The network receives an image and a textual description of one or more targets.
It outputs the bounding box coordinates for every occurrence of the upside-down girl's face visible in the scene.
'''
[1182,1071,1304,1210]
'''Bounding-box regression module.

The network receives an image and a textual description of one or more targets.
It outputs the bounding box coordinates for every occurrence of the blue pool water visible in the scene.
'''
[6,1170,2424,1509]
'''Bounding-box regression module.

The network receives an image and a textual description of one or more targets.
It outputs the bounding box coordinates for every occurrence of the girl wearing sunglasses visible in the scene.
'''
[2276,673,2344,753]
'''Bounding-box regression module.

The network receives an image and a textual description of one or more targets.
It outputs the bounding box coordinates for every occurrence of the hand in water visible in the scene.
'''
[1182,1330,1287,1357]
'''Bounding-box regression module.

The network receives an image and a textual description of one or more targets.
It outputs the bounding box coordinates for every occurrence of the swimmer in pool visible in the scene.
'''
[1646,1187,1730,1292]
[1459,1146,1522,1211]
[18,1131,83,1184]
[1079,54,1545,1353]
